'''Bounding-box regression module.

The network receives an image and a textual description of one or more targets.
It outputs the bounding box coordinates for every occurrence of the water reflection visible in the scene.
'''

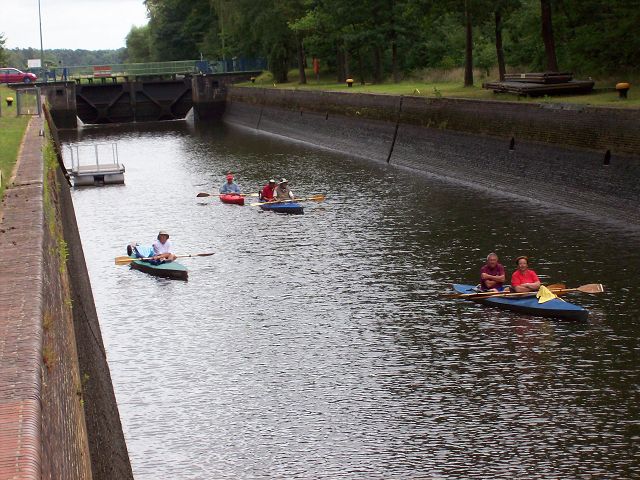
[63,121,640,479]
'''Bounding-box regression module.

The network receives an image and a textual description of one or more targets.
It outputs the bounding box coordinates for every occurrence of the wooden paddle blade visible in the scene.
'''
[194,252,215,257]
[115,256,135,265]
[196,192,212,197]
[308,194,326,202]
[577,283,604,294]
[547,283,566,290]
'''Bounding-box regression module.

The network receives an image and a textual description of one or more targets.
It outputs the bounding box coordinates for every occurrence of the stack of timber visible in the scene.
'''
[484,72,595,96]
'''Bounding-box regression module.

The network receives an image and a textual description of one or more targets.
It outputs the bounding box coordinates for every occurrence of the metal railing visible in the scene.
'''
[16,87,41,116]
[42,58,267,82]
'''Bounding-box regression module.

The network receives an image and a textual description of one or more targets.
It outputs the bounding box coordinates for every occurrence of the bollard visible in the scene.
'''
[346,78,354,88]
[615,82,630,99]
[6,96,13,107]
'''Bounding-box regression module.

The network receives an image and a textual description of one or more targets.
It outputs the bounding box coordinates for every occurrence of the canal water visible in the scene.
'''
[62,121,640,479]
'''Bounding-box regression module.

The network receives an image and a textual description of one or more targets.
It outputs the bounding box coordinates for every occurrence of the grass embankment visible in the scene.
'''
[0,85,30,202]
[240,69,640,109]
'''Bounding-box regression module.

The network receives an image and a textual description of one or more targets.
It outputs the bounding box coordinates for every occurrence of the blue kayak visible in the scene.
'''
[259,201,304,215]
[453,284,588,321]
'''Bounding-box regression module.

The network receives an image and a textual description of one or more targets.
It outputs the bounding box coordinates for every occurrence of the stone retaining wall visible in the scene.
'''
[225,87,640,225]
[0,112,133,479]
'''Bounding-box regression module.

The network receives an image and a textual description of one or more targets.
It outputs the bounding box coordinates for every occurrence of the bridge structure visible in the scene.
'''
[41,71,260,127]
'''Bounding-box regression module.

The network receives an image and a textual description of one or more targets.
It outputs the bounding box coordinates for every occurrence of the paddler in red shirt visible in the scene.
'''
[480,252,506,291]
[260,179,277,201]
[510,256,541,293]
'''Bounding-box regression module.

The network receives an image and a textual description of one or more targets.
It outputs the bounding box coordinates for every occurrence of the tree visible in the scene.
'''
[0,33,8,66]
[540,0,558,71]
[464,0,473,86]
[125,25,152,62]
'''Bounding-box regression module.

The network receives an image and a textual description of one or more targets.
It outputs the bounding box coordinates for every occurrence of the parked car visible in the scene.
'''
[0,68,38,84]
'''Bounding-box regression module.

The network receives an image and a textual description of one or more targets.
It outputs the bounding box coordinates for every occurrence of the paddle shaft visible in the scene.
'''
[115,252,214,265]
[451,284,602,300]
[250,194,325,207]
[197,192,257,198]
[446,283,564,299]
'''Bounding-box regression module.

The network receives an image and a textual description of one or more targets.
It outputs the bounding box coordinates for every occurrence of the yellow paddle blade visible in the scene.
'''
[536,285,560,304]
[114,256,135,265]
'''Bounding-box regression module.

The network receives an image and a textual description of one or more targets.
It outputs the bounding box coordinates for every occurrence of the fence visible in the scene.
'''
[43,58,267,82]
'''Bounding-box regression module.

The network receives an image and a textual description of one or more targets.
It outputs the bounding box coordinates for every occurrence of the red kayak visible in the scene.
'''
[219,194,245,206]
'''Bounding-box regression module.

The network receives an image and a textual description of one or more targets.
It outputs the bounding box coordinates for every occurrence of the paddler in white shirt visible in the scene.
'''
[274,178,294,201]
[152,230,177,262]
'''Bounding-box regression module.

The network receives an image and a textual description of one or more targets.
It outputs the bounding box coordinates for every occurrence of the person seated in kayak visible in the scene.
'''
[220,174,241,195]
[152,231,176,262]
[274,178,294,201]
[260,179,277,202]
[479,252,505,292]
[510,256,541,293]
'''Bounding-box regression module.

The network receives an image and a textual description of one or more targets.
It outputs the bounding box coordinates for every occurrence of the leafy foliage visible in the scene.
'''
[123,0,637,82]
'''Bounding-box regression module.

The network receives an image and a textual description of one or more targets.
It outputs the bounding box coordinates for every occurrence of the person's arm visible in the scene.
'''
[220,184,227,194]
[524,271,540,289]
[233,184,241,193]
[289,190,295,199]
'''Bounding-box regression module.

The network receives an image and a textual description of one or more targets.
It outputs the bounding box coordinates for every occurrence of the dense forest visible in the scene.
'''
[4,47,126,69]
[124,0,638,84]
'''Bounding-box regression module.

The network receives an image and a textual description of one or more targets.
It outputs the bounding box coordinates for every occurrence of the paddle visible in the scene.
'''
[196,192,259,198]
[447,283,603,300]
[250,194,326,207]
[115,252,215,266]
[444,283,565,299]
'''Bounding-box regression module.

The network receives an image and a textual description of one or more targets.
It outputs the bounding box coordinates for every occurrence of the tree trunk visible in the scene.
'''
[391,35,399,83]
[336,45,346,83]
[297,34,307,84]
[344,49,351,80]
[464,0,474,87]
[495,10,506,81]
[540,0,559,72]
[373,46,383,83]
[357,49,365,85]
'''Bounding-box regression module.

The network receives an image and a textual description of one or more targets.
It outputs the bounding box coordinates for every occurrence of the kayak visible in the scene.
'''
[125,245,188,281]
[220,194,245,206]
[452,284,588,321]
[129,256,188,281]
[259,201,304,215]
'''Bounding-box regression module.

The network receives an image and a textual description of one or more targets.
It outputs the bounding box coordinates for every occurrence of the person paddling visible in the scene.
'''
[510,256,541,293]
[274,178,294,201]
[479,252,506,292]
[260,179,277,202]
[152,231,177,262]
[220,174,241,195]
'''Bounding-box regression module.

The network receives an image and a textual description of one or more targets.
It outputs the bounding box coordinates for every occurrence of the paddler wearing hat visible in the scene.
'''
[509,256,540,293]
[220,173,241,194]
[274,178,294,201]
[152,230,176,262]
[260,178,277,202]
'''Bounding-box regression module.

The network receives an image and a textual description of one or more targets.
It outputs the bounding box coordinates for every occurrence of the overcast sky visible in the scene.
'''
[2,0,148,50]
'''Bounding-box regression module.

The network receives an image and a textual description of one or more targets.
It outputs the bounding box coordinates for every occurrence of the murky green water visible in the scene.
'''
[63,121,640,479]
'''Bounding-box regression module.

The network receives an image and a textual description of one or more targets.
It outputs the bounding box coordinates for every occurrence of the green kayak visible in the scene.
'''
[130,257,188,281]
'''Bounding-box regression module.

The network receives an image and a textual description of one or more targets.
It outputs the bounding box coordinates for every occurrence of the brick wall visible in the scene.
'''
[224,87,640,225]
[0,113,133,479]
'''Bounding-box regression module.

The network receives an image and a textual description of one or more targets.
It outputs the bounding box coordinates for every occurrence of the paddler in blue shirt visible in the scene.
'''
[220,174,241,194]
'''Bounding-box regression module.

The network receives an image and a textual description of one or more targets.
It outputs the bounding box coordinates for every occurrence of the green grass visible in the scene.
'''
[240,69,640,108]
[0,85,30,202]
